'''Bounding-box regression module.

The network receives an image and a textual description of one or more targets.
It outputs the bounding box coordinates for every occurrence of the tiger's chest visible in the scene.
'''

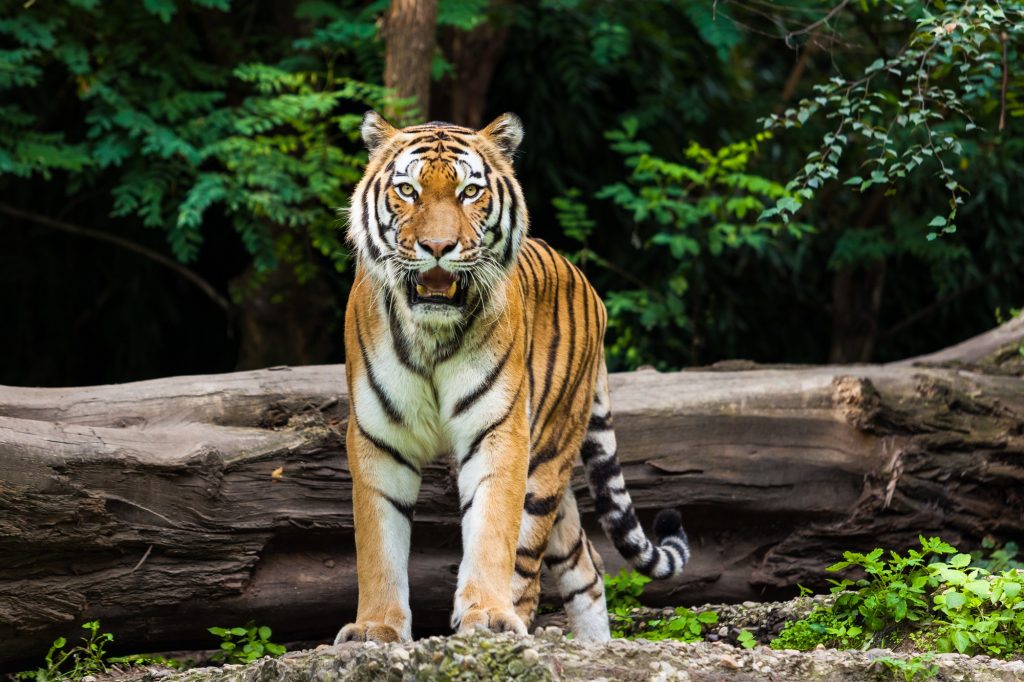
[351,329,518,469]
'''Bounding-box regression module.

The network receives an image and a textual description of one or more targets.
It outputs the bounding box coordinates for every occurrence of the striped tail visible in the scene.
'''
[581,370,690,579]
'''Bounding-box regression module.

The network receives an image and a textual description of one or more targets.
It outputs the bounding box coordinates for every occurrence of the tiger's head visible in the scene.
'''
[347,111,528,328]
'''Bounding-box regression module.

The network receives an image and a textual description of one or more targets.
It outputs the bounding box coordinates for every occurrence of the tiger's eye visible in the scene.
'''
[462,185,480,199]
[397,183,416,197]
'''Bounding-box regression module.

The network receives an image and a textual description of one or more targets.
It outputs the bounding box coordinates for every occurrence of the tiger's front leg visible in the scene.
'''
[451,386,530,635]
[334,419,421,644]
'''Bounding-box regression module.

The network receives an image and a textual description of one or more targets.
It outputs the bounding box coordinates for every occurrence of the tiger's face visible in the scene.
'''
[347,112,528,328]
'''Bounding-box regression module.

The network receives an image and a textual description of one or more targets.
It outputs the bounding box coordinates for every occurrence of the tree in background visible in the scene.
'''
[0,0,1021,384]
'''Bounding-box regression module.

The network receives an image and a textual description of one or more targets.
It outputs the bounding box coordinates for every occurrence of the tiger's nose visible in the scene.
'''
[419,238,458,258]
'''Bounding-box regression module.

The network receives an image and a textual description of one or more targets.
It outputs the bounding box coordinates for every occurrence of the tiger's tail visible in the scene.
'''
[581,367,690,579]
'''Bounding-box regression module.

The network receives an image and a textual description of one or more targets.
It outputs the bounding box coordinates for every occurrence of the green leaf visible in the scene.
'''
[950,553,971,568]
[928,215,948,228]
[142,0,177,23]
[944,591,967,610]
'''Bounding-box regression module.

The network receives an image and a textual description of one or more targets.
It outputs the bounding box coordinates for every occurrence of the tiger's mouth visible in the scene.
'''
[407,267,467,308]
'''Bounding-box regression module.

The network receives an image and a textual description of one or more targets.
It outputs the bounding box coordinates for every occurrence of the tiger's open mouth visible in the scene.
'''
[407,267,467,308]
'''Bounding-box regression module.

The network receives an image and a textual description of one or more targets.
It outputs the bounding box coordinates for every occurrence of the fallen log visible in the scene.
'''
[1,320,1022,666]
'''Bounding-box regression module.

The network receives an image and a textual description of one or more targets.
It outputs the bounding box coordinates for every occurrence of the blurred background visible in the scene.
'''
[1,0,1021,388]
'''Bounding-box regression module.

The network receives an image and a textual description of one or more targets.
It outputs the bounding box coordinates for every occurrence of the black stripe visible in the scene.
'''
[460,496,473,515]
[531,278,560,429]
[524,492,560,516]
[501,176,519,265]
[355,317,403,425]
[561,574,600,603]
[387,305,426,377]
[545,531,584,568]
[452,338,516,417]
[579,438,604,463]
[459,381,523,467]
[514,562,539,579]
[662,544,677,575]
[635,547,658,574]
[588,413,612,431]
[373,177,390,245]
[527,444,559,476]
[537,263,577,437]
[356,419,420,475]
[489,179,506,243]
[517,544,545,559]
[360,185,382,262]
[382,493,415,522]
[587,453,622,485]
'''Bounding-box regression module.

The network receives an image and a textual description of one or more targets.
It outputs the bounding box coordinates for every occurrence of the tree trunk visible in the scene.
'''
[382,0,439,121]
[433,2,511,128]
[1,319,1022,665]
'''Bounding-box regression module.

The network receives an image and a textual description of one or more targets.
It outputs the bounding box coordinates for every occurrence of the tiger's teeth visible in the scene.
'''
[445,281,457,298]
[416,284,427,296]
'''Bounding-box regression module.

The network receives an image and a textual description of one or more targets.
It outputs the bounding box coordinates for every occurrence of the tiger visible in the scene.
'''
[336,111,691,644]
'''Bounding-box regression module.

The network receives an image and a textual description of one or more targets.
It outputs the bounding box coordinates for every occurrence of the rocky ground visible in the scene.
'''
[118,627,1024,682]
[87,595,1024,682]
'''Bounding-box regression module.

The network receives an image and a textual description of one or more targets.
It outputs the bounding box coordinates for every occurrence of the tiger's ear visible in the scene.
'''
[361,111,398,157]
[479,113,524,157]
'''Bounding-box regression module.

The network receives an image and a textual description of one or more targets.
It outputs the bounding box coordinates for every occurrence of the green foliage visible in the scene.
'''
[208,621,286,665]
[770,537,1024,658]
[603,569,718,642]
[876,654,939,682]
[972,537,1023,573]
[603,567,651,612]
[761,2,1024,239]
[14,621,113,682]
[619,607,719,643]
[559,122,812,369]
[736,629,757,649]
[0,1,388,274]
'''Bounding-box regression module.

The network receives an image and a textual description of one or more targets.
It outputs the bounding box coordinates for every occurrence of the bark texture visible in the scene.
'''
[383,0,439,120]
[1,320,1022,665]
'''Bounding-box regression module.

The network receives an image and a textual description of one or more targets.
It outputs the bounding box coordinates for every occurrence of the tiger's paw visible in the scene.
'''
[457,607,527,636]
[333,621,403,644]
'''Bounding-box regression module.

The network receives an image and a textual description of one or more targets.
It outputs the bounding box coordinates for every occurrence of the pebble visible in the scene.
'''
[392,647,410,662]
[718,655,744,670]
[522,648,539,664]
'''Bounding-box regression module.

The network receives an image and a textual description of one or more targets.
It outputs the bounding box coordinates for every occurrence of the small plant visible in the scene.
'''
[770,536,1024,658]
[208,622,286,664]
[736,629,758,649]
[107,653,183,669]
[604,568,652,612]
[876,654,939,682]
[14,621,114,682]
[629,607,719,643]
[603,568,719,642]
[972,537,1023,573]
